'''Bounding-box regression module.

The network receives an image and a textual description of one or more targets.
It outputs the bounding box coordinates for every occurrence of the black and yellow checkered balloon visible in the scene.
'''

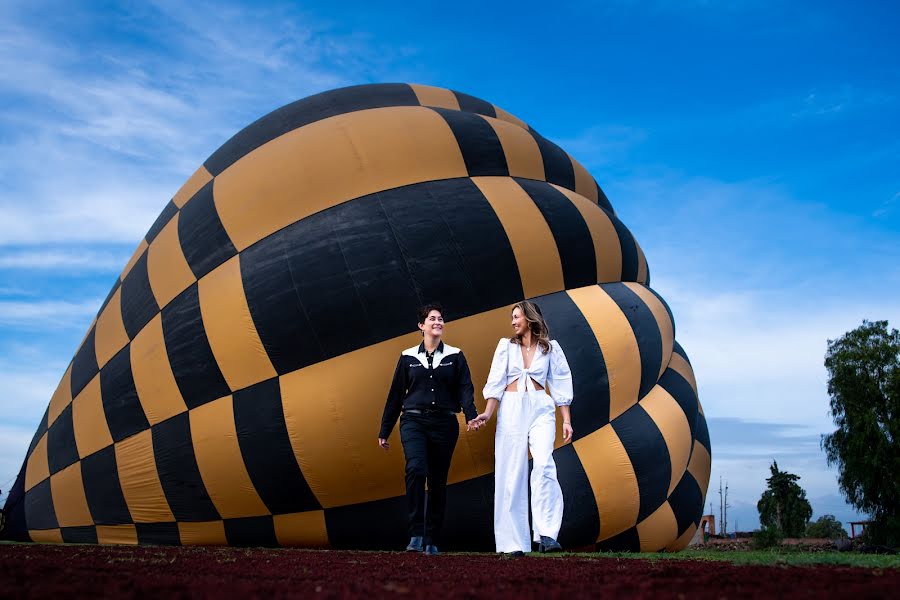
[2,84,710,551]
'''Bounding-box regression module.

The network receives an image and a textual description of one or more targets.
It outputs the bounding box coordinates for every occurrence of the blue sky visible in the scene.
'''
[1,0,898,531]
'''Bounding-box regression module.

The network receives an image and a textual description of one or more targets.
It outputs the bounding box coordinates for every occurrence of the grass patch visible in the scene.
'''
[555,549,900,569]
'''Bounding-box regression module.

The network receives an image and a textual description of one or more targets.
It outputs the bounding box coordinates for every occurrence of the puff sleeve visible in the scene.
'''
[548,340,573,406]
[482,339,509,401]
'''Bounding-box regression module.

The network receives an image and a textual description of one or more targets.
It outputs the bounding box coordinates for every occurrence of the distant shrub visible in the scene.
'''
[806,515,848,539]
[753,526,784,549]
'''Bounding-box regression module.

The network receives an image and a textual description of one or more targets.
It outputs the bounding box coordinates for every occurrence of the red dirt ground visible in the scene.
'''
[1,544,897,599]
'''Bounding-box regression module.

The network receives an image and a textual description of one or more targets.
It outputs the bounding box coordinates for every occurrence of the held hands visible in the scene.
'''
[466,411,493,431]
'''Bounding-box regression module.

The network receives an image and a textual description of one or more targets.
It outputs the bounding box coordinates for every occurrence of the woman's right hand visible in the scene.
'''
[474,412,492,426]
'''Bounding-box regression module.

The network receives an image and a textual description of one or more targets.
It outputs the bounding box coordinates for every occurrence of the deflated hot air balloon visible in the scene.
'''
[2,83,710,552]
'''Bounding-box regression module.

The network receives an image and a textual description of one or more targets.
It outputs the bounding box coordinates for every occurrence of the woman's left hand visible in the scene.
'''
[562,422,573,443]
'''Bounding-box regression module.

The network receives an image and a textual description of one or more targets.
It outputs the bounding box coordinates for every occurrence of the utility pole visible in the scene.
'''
[718,476,724,537]
[723,480,730,536]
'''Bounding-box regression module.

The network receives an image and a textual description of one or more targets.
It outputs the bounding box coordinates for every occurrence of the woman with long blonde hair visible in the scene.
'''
[474,300,574,554]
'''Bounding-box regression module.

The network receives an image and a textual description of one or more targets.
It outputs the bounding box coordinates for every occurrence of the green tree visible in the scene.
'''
[806,514,848,539]
[757,460,813,537]
[823,320,900,547]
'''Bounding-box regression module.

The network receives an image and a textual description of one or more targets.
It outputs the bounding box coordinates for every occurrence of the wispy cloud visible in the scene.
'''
[0,425,33,501]
[0,1,409,247]
[555,125,647,170]
[0,299,99,329]
[873,191,900,218]
[790,86,894,119]
[0,247,130,270]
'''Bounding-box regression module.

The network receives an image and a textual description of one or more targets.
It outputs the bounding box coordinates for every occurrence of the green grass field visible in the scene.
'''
[549,548,900,569]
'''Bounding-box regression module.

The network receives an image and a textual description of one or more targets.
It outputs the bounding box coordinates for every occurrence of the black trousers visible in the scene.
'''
[399,411,460,545]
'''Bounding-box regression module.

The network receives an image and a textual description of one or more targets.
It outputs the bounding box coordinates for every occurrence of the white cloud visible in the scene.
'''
[0,299,99,329]
[0,248,130,270]
[0,1,407,247]
[555,125,647,170]
[705,418,866,531]
[0,425,37,503]
[600,169,900,429]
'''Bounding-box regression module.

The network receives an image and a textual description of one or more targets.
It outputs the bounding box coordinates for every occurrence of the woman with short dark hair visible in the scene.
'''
[474,300,574,554]
[378,302,480,556]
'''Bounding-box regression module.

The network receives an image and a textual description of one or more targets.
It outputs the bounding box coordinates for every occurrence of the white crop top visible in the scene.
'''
[482,338,574,406]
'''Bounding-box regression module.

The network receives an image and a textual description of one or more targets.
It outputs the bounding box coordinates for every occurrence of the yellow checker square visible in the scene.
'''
[114,429,175,523]
[172,165,212,208]
[636,501,678,552]
[484,117,545,181]
[214,106,468,251]
[409,83,460,110]
[96,524,138,545]
[566,285,641,420]
[574,424,640,541]
[274,511,329,548]
[71,375,114,459]
[198,255,276,392]
[571,156,599,203]
[178,520,226,545]
[47,365,73,427]
[94,287,129,368]
[147,213,196,309]
[130,314,188,426]
[189,397,269,519]
[473,176,564,299]
[25,433,50,491]
[49,462,93,527]
[281,334,415,509]
[29,529,63,544]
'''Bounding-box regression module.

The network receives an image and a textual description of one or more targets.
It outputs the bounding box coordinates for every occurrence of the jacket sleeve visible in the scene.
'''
[455,351,478,422]
[548,340,574,406]
[482,338,509,401]
[379,356,407,439]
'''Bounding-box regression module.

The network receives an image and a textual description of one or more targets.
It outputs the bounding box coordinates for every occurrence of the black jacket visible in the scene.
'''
[379,341,478,439]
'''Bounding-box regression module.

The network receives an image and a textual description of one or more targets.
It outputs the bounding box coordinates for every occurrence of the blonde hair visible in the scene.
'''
[510,300,551,354]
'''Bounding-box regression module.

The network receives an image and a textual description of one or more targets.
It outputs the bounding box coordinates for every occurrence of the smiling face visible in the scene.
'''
[418,309,444,338]
[511,307,527,337]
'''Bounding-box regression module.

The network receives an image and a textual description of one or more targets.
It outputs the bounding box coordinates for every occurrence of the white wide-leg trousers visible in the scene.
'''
[493,390,563,553]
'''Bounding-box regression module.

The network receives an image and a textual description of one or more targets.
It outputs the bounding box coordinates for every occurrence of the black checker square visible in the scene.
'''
[81,444,132,525]
[151,412,220,522]
[324,494,407,550]
[136,521,181,546]
[99,346,150,442]
[24,478,58,531]
[233,378,320,515]
[70,327,99,399]
[160,283,231,410]
[120,251,160,340]
[177,180,237,280]
[61,525,98,544]
[47,403,79,475]
[224,515,278,547]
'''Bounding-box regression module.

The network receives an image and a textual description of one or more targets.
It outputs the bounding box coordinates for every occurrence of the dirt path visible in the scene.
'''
[1,544,897,598]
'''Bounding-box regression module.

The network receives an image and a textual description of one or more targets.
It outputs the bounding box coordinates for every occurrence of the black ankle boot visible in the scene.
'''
[539,536,562,553]
[406,536,424,552]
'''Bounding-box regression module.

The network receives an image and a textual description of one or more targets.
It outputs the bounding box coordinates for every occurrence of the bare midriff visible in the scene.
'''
[505,377,544,392]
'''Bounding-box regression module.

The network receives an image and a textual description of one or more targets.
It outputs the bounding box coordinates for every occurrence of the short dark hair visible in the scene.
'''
[417,301,444,324]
